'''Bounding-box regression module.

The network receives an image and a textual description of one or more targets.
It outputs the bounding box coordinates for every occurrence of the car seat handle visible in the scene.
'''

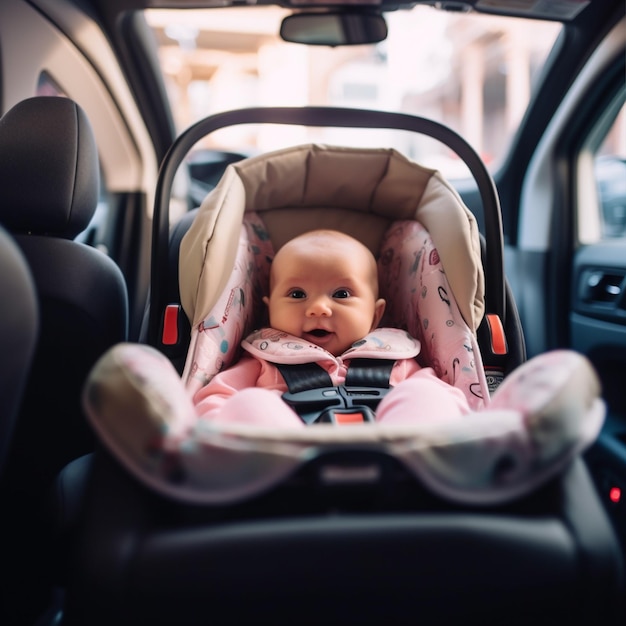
[149,107,506,347]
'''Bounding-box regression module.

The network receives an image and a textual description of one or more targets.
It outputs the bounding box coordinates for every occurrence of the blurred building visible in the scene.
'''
[146,7,561,171]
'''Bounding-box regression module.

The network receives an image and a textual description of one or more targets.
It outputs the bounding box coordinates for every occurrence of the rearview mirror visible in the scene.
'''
[280,11,388,46]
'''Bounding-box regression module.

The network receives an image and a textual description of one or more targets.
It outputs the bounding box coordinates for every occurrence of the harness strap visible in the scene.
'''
[277,359,395,425]
[276,362,334,393]
[345,358,395,388]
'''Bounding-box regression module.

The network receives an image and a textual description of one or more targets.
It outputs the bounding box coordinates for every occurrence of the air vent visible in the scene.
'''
[581,270,626,306]
[576,268,626,324]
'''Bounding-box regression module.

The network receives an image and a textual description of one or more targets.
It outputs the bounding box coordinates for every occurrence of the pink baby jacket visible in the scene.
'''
[193,327,424,418]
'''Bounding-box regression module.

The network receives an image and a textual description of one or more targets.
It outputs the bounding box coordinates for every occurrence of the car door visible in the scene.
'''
[515,17,626,559]
[572,93,626,557]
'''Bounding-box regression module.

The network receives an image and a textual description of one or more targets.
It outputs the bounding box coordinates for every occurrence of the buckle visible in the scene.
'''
[318,405,376,425]
[282,385,390,425]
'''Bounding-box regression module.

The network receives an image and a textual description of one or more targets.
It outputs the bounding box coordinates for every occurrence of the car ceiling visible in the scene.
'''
[82,0,597,23]
[29,0,620,203]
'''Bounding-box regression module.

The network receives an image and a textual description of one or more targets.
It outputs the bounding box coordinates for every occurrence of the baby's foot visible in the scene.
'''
[490,349,604,465]
[395,350,604,505]
[83,343,197,479]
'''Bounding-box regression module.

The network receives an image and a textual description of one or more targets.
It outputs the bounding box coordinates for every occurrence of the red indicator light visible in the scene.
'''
[609,487,621,504]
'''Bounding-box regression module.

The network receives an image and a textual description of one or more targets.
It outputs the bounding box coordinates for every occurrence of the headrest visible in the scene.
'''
[0,97,100,238]
[180,143,484,332]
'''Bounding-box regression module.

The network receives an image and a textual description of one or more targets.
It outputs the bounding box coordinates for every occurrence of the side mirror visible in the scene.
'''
[280,11,388,46]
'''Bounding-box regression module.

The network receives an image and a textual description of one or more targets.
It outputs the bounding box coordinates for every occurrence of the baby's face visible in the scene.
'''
[263,233,385,356]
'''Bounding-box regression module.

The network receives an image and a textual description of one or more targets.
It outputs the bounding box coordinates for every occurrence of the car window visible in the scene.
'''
[594,102,626,240]
[578,96,626,245]
[145,6,561,181]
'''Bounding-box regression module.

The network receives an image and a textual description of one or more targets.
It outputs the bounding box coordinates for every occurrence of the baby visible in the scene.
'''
[193,229,470,427]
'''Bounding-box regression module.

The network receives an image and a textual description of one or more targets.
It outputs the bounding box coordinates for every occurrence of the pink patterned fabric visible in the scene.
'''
[243,326,420,365]
[182,212,273,396]
[378,220,489,410]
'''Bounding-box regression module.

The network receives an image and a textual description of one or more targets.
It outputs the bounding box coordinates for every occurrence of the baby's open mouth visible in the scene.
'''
[308,329,330,338]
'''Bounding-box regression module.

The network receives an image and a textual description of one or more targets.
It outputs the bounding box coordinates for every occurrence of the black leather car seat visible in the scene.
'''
[0,225,39,625]
[0,95,129,494]
[0,224,38,478]
[0,96,128,625]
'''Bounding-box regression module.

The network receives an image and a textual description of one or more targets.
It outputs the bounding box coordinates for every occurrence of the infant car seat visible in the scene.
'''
[63,108,623,626]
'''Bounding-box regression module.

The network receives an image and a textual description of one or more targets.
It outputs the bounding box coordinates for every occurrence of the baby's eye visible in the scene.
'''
[288,289,307,299]
[333,289,351,299]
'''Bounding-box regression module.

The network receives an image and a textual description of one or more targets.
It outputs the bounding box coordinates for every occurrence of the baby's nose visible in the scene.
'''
[306,296,332,316]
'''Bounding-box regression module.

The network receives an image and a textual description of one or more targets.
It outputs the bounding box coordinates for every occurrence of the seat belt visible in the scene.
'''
[277,359,395,425]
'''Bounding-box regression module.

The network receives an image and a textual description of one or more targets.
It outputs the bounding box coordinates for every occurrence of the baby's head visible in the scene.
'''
[263,229,386,356]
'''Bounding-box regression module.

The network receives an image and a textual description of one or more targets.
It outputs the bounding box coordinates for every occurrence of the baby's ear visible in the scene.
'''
[262,296,270,307]
[372,298,386,329]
